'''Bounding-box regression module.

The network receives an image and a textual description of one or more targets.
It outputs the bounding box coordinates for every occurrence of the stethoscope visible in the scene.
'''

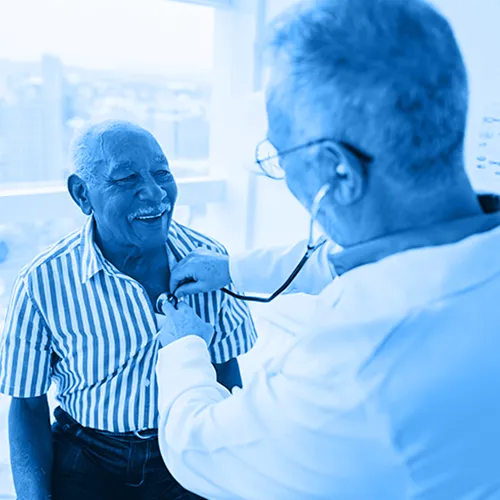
[157,184,330,311]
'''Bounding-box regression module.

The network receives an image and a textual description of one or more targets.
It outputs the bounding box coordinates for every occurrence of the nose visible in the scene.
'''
[137,174,165,203]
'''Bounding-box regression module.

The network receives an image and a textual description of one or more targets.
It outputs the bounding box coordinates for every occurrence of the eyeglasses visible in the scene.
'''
[255,137,374,180]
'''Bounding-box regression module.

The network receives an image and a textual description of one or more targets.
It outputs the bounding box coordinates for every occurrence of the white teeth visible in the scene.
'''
[134,205,171,221]
[138,214,161,220]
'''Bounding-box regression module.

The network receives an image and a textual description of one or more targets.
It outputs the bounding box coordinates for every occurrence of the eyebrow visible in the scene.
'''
[155,156,169,165]
[108,157,169,176]
[111,161,134,171]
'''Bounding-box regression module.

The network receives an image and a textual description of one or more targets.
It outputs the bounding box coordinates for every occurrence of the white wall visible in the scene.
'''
[429,0,500,193]
[242,0,500,251]
[238,92,312,250]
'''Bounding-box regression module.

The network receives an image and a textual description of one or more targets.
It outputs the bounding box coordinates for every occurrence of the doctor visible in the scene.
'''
[155,0,500,498]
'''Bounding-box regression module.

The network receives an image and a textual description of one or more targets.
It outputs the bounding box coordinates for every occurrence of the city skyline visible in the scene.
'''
[0,54,212,185]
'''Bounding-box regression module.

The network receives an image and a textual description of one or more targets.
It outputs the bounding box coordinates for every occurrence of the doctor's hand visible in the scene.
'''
[169,248,231,298]
[157,301,215,348]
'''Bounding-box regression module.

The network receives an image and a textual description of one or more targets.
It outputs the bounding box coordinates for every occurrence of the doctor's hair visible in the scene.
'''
[70,120,146,187]
[265,0,469,188]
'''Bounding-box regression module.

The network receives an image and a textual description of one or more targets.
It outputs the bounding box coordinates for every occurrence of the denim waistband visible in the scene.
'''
[54,407,158,440]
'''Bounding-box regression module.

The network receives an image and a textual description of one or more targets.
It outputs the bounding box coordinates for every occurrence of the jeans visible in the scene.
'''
[51,407,204,500]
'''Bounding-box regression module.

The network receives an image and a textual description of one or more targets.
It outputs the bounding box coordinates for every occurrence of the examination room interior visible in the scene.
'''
[0,0,499,497]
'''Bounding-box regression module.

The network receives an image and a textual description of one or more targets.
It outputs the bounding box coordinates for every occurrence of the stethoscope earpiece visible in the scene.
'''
[335,163,347,176]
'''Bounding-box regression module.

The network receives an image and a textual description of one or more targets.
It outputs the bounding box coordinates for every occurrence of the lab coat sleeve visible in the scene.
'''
[228,239,337,296]
[156,336,408,500]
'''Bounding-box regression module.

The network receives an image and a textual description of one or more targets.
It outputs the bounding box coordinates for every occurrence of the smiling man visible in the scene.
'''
[0,120,257,500]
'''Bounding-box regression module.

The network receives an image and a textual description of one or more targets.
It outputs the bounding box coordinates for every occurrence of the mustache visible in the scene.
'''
[128,201,172,222]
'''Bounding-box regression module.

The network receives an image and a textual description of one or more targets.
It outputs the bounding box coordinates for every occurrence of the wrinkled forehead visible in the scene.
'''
[88,126,166,170]
[104,128,163,161]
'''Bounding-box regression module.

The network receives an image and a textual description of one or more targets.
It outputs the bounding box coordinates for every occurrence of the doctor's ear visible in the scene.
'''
[322,145,365,206]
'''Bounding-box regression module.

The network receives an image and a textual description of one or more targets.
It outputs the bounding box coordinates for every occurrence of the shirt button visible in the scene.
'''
[145,379,150,387]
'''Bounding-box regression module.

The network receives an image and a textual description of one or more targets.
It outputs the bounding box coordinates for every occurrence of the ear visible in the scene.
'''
[323,145,366,206]
[68,174,93,216]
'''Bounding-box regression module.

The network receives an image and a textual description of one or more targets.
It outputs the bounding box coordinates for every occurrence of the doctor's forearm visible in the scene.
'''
[157,338,269,499]
[230,240,336,295]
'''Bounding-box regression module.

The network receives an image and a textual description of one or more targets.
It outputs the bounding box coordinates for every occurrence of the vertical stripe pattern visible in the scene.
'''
[0,219,257,432]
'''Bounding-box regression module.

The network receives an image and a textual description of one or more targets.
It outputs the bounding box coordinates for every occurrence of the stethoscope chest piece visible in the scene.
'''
[156,293,179,314]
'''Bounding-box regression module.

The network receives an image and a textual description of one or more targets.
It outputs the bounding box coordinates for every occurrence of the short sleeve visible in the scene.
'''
[209,286,258,364]
[0,276,52,398]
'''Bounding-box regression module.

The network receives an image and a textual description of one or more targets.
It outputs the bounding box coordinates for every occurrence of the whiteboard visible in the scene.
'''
[469,103,500,195]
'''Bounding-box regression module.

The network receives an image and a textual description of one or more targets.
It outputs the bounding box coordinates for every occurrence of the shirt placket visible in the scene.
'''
[103,262,160,431]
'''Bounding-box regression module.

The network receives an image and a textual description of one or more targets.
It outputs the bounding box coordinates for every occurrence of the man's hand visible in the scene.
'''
[158,301,215,348]
[169,248,231,298]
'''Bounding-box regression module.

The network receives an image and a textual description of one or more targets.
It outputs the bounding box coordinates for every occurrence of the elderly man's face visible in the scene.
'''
[88,127,178,250]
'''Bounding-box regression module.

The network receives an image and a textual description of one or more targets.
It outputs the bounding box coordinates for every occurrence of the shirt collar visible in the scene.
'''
[330,213,500,276]
[79,216,189,284]
[80,216,105,284]
[166,221,191,264]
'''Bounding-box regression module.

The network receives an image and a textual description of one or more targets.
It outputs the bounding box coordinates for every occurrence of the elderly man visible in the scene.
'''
[0,120,257,500]
[153,0,500,498]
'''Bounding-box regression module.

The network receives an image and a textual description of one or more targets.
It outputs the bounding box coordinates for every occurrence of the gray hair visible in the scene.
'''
[265,0,469,186]
[70,120,144,186]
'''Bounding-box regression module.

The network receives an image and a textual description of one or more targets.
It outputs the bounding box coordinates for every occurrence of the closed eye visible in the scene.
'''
[155,170,173,178]
[116,174,137,184]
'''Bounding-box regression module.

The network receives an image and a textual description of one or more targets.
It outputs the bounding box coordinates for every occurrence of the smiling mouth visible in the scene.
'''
[135,209,168,222]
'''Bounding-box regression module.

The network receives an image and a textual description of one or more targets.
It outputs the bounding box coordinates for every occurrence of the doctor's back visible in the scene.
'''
[275,218,500,499]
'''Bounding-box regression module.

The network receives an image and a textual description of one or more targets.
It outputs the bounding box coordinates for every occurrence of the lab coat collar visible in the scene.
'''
[330,213,500,276]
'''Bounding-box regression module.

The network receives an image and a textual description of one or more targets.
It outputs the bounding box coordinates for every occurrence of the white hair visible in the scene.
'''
[70,120,144,186]
[265,0,469,186]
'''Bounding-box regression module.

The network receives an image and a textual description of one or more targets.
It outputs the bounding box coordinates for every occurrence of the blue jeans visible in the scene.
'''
[51,407,204,500]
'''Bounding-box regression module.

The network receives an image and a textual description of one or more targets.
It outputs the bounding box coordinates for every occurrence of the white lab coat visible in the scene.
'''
[157,219,500,499]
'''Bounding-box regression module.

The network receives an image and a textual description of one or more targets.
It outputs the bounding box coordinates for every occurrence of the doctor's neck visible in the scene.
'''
[322,174,484,248]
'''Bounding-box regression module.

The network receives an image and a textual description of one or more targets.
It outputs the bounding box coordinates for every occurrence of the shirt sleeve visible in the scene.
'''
[0,276,52,398]
[208,287,258,364]
[229,239,338,296]
[156,336,408,500]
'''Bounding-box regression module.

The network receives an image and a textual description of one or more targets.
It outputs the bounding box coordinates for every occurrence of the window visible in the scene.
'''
[0,0,215,186]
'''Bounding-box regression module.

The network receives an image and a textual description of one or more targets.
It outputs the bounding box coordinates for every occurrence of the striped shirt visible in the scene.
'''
[0,217,257,432]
